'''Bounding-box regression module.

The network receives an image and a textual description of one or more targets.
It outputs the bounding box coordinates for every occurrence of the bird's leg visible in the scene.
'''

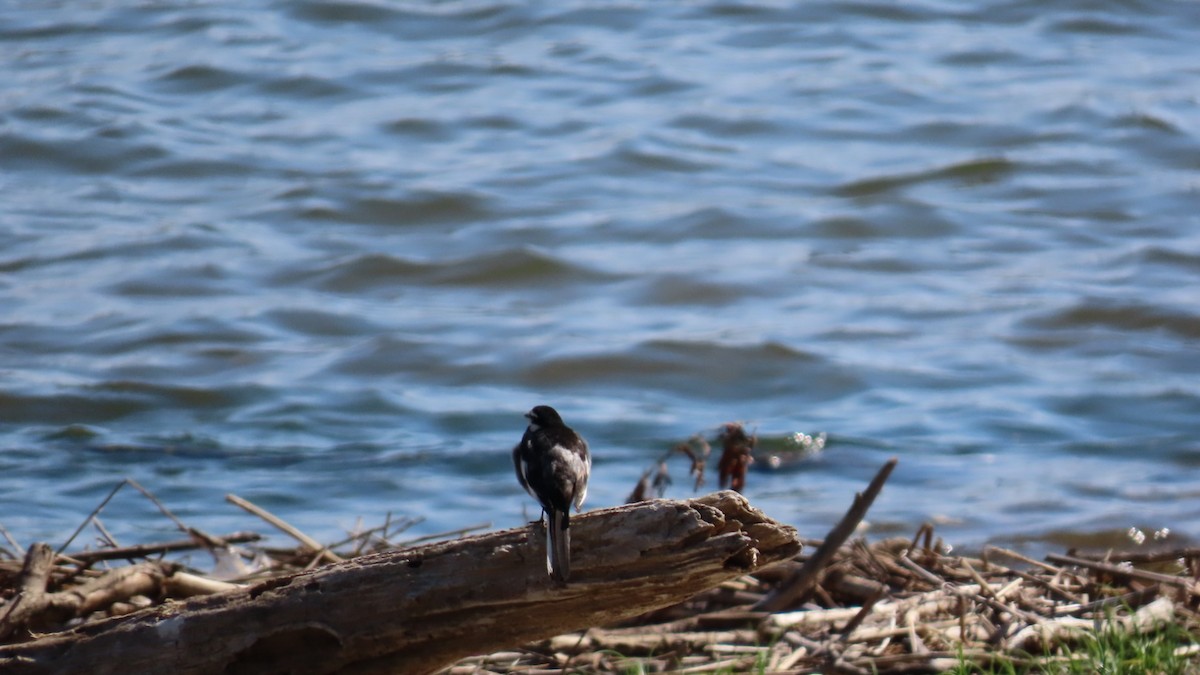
[527,508,547,529]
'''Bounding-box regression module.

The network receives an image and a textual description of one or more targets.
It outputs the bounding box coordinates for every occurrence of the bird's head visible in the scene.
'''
[525,405,564,429]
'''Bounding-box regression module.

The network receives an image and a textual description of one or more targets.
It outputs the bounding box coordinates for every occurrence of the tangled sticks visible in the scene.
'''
[0,491,799,675]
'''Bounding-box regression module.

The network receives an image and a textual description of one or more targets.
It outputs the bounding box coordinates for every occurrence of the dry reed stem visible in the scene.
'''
[225,493,343,564]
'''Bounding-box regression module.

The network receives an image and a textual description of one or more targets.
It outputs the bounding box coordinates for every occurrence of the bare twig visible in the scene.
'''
[90,517,120,550]
[126,479,191,533]
[756,457,898,611]
[395,522,492,547]
[627,436,711,503]
[57,481,127,554]
[1046,553,1197,592]
[62,532,263,566]
[1072,548,1200,565]
[0,524,22,560]
[225,493,343,564]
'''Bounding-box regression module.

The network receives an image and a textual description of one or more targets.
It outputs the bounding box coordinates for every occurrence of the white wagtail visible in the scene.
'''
[512,405,591,583]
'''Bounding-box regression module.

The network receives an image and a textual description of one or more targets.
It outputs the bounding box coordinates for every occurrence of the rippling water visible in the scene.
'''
[2,1,1199,559]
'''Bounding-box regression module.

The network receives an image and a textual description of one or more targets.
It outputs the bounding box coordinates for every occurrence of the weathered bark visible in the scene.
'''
[0,491,798,675]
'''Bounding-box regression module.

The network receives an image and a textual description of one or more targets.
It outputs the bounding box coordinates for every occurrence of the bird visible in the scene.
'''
[512,405,591,583]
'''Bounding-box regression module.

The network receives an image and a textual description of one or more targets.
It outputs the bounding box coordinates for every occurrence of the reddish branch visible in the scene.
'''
[716,423,756,493]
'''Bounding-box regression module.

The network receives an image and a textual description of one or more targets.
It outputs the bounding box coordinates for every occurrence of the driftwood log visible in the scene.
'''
[0,491,798,675]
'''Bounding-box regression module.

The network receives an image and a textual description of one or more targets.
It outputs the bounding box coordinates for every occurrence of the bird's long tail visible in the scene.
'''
[546,509,571,583]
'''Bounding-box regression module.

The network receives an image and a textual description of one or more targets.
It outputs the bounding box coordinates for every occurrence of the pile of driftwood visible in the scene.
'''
[1,463,1198,674]
[448,536,1200,673]
[442,460,1200,673]
[0,484,799,674]
[0,479,490,622]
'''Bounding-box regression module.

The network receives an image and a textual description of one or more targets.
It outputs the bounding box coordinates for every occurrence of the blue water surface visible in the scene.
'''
[1,0,1199,560]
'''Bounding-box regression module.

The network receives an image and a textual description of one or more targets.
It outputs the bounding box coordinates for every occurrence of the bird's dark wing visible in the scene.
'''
[513,432,536,500]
